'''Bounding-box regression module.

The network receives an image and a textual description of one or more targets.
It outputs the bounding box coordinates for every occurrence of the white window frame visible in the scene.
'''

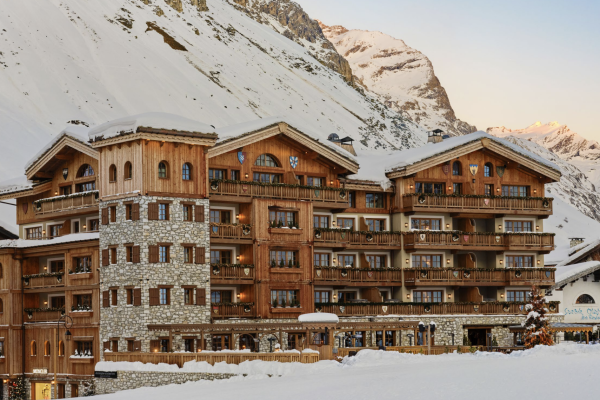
[409,215,445,231]
[501,217,536,233]
[335,252,359,268]
[363,251,391,268]
[410,251,445,269]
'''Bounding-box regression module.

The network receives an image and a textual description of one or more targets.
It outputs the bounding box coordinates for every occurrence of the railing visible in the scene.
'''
[336,346,486,357]
[210,180,349,204]
[24,309,64,323]
[404,268,555,286]
[402,194,553,214]
[507,268,555,285]
[211,264,255,280]
[23,274,65,289]
[104,352,319,367]
[314,230,402,247]
[34,191,99,215]
[211,303,256,318]
[314,267,402,283]
[403,231,554,250]
[315,302,559,316]
[210,224,252,239]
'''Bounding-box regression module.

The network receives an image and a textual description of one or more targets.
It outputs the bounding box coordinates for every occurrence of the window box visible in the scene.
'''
[270,307,304,313]
[69,356,94,363]
[69,272,93,280]
[270,268,302,274]
[268,228,302,235]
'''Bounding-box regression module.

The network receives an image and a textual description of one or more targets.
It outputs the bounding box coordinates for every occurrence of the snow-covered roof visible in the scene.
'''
[25,125,92,172]
[298,313,339,323]
[385,131,561,175]
[553,261,600,289]
[0,232,99,249]
[0,175,35,196]
[88,112,217,142]
[555,239,600,268]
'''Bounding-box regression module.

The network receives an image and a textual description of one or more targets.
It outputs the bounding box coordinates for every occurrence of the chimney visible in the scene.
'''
[327,133,357,156]
[427,129,446,144]
[569,238,585,248]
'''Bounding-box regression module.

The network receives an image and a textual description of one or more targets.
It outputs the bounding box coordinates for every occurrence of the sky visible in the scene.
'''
[297,0,600,139]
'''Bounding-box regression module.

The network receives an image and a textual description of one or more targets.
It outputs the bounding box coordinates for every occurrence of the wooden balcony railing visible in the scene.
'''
[211,264,255,281]
[210,180,350,205]
[211,303,256,318]
[314,267,402,283]
[404,268,555,286]
[210,224,252,240]
[314,230,402,247]
[34,190,99,215]
[403,231,554,251]
[104,352,319,367]
[24,309,64,323]
[23,273,64,289]
[402,194,553,215]
[315,301,559,316]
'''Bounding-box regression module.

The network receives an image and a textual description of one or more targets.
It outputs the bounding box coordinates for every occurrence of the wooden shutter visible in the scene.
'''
[149,245,159,263]
[133,288,142,306]
[132,203,140,221]
[165,204,170,221]
[149,288,160,306]
[133,340,142,352]
[132,246,140,263]
[59,219,71,236]
[102,249,109,267]
[148,203,159,221]
[359,217,368,231]
[196,288,206,306]
[150,340,160,353]
[103,341,111,351]
[101,208,109,225]
[195,247,205,264]
[360,254,370,269]
[102,291,110,308]
[195,205,205,222]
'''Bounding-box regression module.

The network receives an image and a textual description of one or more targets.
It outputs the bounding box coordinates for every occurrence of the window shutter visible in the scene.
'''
[132,246,140,263]
[149,288,159,306]
[360,254,370,269]
[196,288,206,306]
[359,217,368,231]
[101,208,109,225]
[102,291,110,308]
[59,219,71,236]
[165,204,170,221]
[195,247,205,264]
[102,249,109,267]
[103,341,111,351]
[195,205,205,222]
[165,246,170,263]
[148,203,159,221]
[150,340,160,353]
[132,203,140,221]
[133,340,141,352]
[149,245,159,263]
[133,288,142,306]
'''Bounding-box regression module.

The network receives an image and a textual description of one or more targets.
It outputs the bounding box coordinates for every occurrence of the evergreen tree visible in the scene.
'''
[522,285,554,349]
[10,377,27,400]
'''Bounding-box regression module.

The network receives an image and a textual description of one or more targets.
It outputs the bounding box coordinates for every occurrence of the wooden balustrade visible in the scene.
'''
[210,180,349,205]
[314,267,402,283]
[23,274,65,289]
[34,191,99,215]
[402,194,553,216]
[24,309,64,323]
[507,268,555,285]
[314,230,402,247]
[211,264,255,281]
[336,346,486,357]
[403,231,554,251]
[404,268,555,287]
[210,224,252,240]
[104,351,320,367]
[211,303,256,318]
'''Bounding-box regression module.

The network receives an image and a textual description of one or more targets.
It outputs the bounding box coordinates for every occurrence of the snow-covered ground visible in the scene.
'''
[95,343,599,399]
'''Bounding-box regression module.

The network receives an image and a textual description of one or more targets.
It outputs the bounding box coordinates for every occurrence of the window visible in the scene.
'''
[338,218,354,230]
[125,246,133,263]
[211,290,233,303]
[75,341,93,356]
[31,341,37,356]
[366,193,384,208]
[110,289,118,306]
[61,186,72,196]
[184,288,194,305]
[505,221,533,232]
[210,250,232,264]
[210,210,231,224]
[313,215,330,228]
[505,255,534,268]
[339,255,355,268]
[412,254,442,268]
[50,296,65,309]
[253,172,281,184]
[26,227,42,239]
[73,220,80,233]
[507,290,528,302]
[307,177,323,187]
[502,185,529,197]
[270,250,298,268]
[485,184,494,197]
[184,247,193,264]
[347,192,356,208]
[413,290,443,302]
[158,161,168,179]
[255,154,279,167]
[159,288,170,305]
[452,161,462,176]
[453,183,462,195]
[89,219,99,231]
[124,162,132,180]
[366,255,386,269]
[49,224,63,238]
[182,163,192,181]
[269,210,297,227]
[366,218,386,232]
[158,203,168,220]
[211,335,231,351]
[315,291,330,303]
[270,290,299,307]
[338,292,356,302]
[484,163,493,177]
[73,257,92,273]
[125,204,133,220]
[231,170,240,180]
[314,253,330,267]
[77,164,94,178]
[209,169,226,180]
[184,338,195,352]
[576,294,595,304]
[183,205,192,221]
[109,164,117,182]
[76,181,96,192]
[126,289,134,305]
[50,260,64,273]
[410,218,441,230]
[159,246,169,263]
[415,182,445,194]
[110,248,117,264]
[74,294,92,310]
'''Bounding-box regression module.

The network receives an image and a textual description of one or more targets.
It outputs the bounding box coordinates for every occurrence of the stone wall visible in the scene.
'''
[99,196,211,354]
[95,371,235,395]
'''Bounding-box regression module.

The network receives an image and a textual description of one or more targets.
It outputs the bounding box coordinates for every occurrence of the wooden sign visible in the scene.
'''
[95,371,118,379]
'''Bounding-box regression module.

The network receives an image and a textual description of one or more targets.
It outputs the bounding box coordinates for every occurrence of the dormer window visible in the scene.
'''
[255,154,279,167]
[77,164,94,178]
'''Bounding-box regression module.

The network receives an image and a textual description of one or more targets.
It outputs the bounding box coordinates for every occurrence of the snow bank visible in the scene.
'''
[298,313,339,323]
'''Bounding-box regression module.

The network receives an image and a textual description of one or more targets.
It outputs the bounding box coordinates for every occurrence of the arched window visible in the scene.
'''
[158,161,169,179]
[124,162,133,180]
[182,163,192,181]
[109,164,117,182]
[31,341,37,356]
[255,154,279,167]
[77,164,95,178]
[576,294,595,304]
[44,341,51,356]
[452,161,462,176]
[484,163,493,177]
[58,340,65,357]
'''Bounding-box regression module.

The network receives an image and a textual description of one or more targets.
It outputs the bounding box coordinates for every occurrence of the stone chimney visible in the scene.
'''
[427,129,446,144]
[327,133,357,156]
[569,238,585,248]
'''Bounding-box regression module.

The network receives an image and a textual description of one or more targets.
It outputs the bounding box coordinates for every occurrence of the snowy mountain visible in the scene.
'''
[319,22,477,137]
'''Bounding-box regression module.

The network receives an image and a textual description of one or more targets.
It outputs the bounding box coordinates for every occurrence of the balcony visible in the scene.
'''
[24,308,64,323]
[403,231,555,252]
[314,267,402,286]
[211,264,255,284]
[315,301,560,316]
[210,223,252,243]
[404,268,555,287]
[209,180,350,206]
[314,229,402,249]
[34,190,99,216]
[211,302,256,319]
[22,273,64,289]
[401,194,553,217]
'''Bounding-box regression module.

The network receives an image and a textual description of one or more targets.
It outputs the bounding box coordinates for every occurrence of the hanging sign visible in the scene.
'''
[289,156,299,169]
[237,151,247,164]
[22,203,28,214]
[496,166,505,177]
[62,168,69,180]
[33,368,48,374]
[95,371,118,379]
[442,164,450,175]
[469,164,479,175]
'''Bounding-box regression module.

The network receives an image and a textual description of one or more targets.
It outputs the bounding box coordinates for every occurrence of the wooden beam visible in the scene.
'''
[54,154,71,161]
[34,172,53,179]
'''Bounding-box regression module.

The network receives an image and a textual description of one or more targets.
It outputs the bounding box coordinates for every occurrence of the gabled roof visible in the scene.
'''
[385,131,562,182]
[556,239,600,268]
[552,261,600,290]
[0,225,18,240]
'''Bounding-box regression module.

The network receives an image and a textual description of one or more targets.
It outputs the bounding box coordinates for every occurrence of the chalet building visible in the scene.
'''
[0,114,564,398]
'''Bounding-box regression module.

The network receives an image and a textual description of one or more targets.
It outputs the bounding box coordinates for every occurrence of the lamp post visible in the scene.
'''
[407,333,414,347]
[54,314,73,399]
[267,336,277,353]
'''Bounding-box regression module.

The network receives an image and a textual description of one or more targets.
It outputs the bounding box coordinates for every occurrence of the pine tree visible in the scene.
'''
[522,285,554,349]
[10,376,27,400]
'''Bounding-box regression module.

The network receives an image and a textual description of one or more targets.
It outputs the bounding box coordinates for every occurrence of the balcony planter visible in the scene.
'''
[69,272,93,280]
[70,356,94,364]
[269,228,302,235]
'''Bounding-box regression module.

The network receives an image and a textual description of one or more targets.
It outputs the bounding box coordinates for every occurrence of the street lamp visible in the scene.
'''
[267,336,277,353]
[54,315,73,399]
[407,333,414,347]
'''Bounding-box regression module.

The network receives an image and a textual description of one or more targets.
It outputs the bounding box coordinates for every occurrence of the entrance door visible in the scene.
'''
[35,383,52,400]
[468,328,491,346]
[212,334,231,351]
[239,334,256,351]
[287,333,305,350]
